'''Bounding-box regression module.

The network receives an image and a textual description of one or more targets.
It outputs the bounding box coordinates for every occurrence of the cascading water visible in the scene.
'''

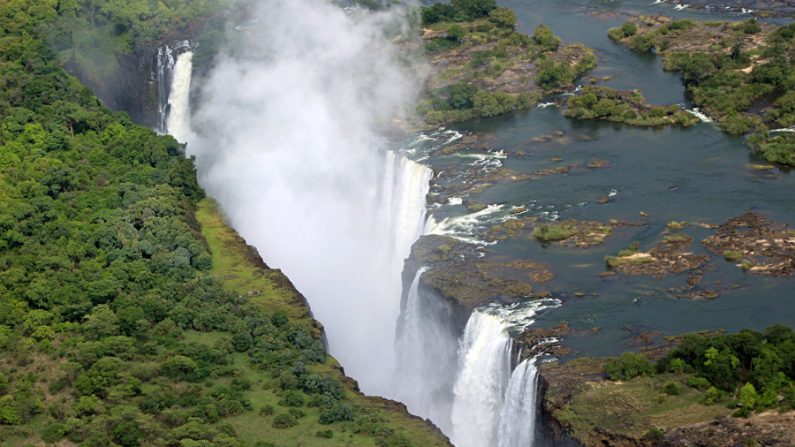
[156,45,175,134]
[157,41,192,140]
[165,50,193,143]
[451,311,514,447]
[449,304,555,447]
[394,267,459,433]
[497,358,541,447]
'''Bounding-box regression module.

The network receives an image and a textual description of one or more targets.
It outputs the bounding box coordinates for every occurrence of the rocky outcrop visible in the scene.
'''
[63,44,165,128]
[405,234,554,312]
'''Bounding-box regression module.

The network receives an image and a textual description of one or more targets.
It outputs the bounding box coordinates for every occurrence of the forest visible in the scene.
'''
[0,2,445,446]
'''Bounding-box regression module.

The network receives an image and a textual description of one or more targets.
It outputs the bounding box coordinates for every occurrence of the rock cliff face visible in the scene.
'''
[63,44,164,128]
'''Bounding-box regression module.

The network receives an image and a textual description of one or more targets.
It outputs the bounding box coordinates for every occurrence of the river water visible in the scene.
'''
[415,0,795,359]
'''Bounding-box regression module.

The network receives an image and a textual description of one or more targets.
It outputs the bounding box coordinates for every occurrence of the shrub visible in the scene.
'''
[279,391,305,407]
[703,386,721,405]
[532,25,560,52]
[532,224,575,242]
[604,352,652,381]
[160,355,198,380]
[259,405,274,416]
[319,402,356,425]
[621,21,638,37]
[272,413,297,429]
[447,25,465,43]
[687,376,711,390]
[662,381,681,395]
[735,383,759,417]
[317,429,334,438]
[488,7,516,30]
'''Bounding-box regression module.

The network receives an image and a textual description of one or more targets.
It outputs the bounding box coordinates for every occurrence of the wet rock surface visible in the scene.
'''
[409,235,554,310]
[606,233,709,278]
[702,212,795,276]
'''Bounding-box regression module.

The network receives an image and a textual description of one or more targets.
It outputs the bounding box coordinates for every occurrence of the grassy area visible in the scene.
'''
[195,200,450,447]
[555,374,731,443]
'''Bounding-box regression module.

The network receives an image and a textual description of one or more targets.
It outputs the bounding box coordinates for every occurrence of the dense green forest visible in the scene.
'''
[0,2,447,446]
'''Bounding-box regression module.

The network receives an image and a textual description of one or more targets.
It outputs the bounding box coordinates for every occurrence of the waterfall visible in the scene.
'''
[156,45,175,134]
[165,50,193,143]
[451,311,514,447]
[157,41,192,141]
[394,267,459,432]
[449,308,551,447]
[497,358,541,447]
[382,152,433,266]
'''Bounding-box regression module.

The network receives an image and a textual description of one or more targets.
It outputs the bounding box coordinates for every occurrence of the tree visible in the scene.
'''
[421,3,455,25]
[621,21,638,37]
[447,24,465,43]
[83,305,119,339]
[737,383,759,417]
[604,352,652,380]
[703,346,740,390]
[488,7,517,30]
[451,0,497,20]
[532,25,560,52]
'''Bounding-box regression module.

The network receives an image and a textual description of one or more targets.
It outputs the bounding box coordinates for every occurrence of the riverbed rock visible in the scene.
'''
[606,233,709,278]
[702,212,795,276]
[408,235,554,310]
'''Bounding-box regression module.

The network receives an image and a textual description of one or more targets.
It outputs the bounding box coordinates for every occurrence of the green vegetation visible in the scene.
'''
[608,16,795,165]
[548,371,731,444]
[605,242,653,268]
[46,0,227,82]
[0,2,448,446]
[419,3,595,124]
[421,0,498,24]
[604,353,653,381]
[532,224,577,242]
[545,326,795,445]
[606,326,795,417]
[565,86,698,127]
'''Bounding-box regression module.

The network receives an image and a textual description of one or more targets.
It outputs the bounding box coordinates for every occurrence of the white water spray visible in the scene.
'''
[182,0,427,394]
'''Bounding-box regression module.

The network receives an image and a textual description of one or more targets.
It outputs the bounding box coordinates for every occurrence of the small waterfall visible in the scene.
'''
[451,311,514,447]
[497,358,541,447]
[165,49,193,143]
[157,41,192,140]
[156,45,175,134]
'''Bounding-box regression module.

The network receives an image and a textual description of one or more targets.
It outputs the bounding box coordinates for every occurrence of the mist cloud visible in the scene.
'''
[188,0,425,393]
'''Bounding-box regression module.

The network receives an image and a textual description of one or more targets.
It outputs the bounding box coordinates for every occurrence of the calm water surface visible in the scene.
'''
[411,0,795,356]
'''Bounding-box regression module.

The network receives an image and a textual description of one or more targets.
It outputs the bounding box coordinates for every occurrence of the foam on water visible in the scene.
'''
[686,107,713,123]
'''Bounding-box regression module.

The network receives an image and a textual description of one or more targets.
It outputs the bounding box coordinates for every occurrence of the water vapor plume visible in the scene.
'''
[187,0,428,393]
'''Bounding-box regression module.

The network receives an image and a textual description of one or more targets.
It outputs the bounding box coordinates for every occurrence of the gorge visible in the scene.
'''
[13,0,792,445]
[158,0,563,444]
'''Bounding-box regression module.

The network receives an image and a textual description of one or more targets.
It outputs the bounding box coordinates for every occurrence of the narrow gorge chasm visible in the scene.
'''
[156,1,558,445]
